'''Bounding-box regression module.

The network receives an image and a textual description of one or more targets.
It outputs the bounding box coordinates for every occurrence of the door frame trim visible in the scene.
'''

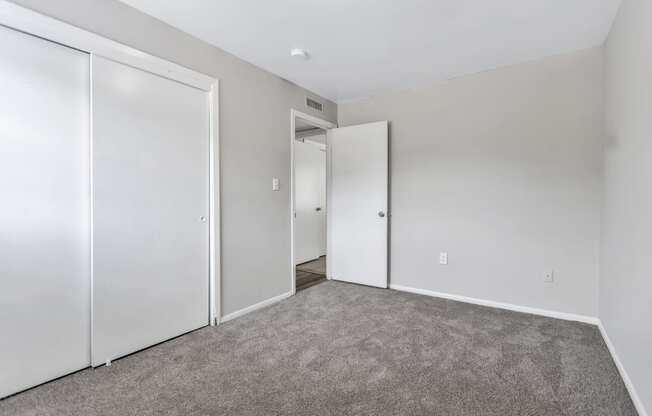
[209,81,220,326]
[0,1,221,333]
[290,109,337,295]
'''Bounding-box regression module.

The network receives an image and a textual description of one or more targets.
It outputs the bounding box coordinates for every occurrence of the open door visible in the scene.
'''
[328,121,388,288]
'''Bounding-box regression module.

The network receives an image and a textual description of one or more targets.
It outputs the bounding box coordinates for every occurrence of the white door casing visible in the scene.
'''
[328,121,389,288]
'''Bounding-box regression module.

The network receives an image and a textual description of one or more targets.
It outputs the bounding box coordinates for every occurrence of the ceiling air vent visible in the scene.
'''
[306,97,323,112]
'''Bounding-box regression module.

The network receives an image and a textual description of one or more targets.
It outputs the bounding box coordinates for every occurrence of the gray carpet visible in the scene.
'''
[1,281,637,415]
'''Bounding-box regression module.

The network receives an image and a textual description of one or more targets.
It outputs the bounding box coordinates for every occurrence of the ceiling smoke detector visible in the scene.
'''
[290,48,310,60]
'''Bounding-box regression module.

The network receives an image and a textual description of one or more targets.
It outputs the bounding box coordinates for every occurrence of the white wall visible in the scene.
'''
[602,0,652,412]
[6,4,648,410]
[339,48,604,317]
[7,0,337,316]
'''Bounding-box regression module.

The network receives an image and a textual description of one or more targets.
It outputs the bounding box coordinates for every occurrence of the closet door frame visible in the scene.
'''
[0,1,222,326]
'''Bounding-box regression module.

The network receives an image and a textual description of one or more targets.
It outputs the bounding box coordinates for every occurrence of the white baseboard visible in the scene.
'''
[389,284,599,325]
[390,283,646,415]
[598,322,649,416]
[220,291,293,323]
[218,284,647,415]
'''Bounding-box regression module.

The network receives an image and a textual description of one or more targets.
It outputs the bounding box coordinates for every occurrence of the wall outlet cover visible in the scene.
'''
[544,270,554,283]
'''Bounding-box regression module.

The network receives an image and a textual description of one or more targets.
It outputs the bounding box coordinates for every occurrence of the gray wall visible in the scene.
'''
[7,0,337,316]
[339,48,604,317]
[603,0,652,411]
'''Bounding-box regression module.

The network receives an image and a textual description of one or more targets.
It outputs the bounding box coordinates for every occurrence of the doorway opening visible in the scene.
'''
[291,111,389,293]
[290,110,336,293]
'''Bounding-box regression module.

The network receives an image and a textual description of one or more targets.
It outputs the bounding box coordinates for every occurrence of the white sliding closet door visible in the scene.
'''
[91,56,210,366]
[0,26,90,398]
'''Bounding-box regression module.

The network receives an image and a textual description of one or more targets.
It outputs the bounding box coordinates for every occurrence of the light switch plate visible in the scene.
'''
[544,270,554,283]
[439,252,448,265]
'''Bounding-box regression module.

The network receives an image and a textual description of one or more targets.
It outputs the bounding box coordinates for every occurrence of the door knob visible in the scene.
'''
[315,207,322,212]
[378,211,386,218]
[199,216,207,222]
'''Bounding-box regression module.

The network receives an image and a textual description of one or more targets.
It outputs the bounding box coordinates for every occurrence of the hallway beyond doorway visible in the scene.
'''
[296,256,326,291]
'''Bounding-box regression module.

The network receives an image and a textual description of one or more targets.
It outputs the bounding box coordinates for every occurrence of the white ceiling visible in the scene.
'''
[119,0,622,103]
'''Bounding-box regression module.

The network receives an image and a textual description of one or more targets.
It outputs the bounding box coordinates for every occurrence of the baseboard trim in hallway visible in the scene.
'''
[389,284,599,325]
[220,291,293,323]
[598,322,649,416]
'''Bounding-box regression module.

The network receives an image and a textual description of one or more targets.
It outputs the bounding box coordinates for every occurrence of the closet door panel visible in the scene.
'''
[0,26,90,398]
[91,56,209,366]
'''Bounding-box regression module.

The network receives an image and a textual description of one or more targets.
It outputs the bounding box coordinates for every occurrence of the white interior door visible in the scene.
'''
[91,56,210,366]
[0,26,90,398]
[328,121,388,288]
[316,138,327,257]
[295,138,326,264]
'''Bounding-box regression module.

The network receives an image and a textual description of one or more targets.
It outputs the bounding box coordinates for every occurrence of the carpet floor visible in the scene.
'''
[1,281,637,416]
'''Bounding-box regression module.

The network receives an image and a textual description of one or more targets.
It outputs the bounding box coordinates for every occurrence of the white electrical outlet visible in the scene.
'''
[439,252,448,265]
[272,177,280,191]
[544,270,554,283]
